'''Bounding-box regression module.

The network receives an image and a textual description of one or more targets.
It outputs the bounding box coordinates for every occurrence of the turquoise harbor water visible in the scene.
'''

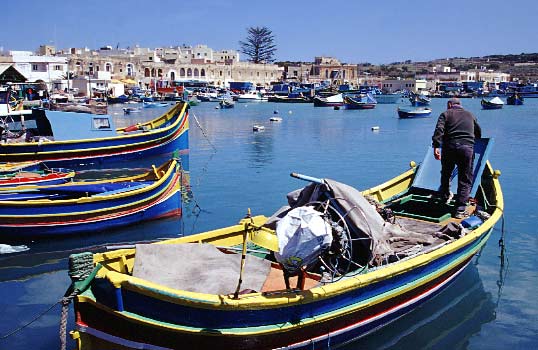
[0,97,537,349]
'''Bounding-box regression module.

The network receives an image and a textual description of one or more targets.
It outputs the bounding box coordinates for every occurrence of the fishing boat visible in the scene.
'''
[0,90,189,168]
[343,93,377,110]
[397,106,432,118]
[313,93,344,107]
[236,91,266,102]
[409,93,431,106]
[267,93,311,103]
[0,158,182,238]
[122,107,141,114]
[142,102,170,108]
[0,162,74,187]
[67,139,502,350]
[506,93,524,105]
[481,97,504,109]
[219,99,235,109]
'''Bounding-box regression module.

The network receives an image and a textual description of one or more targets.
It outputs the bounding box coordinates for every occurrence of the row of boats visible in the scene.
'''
[0,90,505,350]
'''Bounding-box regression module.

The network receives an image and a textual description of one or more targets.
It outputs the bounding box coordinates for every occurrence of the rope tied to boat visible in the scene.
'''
[59,291,78,350]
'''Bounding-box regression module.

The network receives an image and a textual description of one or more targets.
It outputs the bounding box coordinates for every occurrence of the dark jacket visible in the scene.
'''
[432,106,481,148]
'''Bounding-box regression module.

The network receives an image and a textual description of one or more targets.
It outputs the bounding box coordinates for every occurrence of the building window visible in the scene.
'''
[144,68,150,77]
[200,69,205,77]
[187,68,192,77]
[32,64,39,71]
[54,65,62,71]
[180,68,185,77]
[194,68,199,77]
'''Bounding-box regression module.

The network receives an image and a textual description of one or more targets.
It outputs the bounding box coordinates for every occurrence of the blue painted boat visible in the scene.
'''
[0,96,189,168]
[397,106,432,118]
[68,140,503,350]
[0,158,182,237]
[506,93,524,105]
[409,93,431,106]
[481,97,504,109]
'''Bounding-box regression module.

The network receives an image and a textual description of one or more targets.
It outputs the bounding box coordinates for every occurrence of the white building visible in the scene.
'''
[381,78,427,93]
[8,51,67,89]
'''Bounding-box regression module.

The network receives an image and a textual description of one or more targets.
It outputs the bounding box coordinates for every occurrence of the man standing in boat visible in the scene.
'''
[432,97,481,218]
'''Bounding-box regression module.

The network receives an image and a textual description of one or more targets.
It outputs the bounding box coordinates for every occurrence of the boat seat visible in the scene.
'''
[410,138,493,198]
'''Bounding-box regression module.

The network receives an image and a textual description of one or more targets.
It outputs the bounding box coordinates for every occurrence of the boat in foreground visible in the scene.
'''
[68,139,502,350]
[397,106,432,118]
[0,92,189,168]
[481,97,504,109]
[0,159,182,238]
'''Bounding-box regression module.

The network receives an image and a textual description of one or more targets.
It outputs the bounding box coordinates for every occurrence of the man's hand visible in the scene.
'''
[434,148,441,160]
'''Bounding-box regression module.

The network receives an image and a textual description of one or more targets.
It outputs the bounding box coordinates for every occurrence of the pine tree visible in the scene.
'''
[239,26,277,63]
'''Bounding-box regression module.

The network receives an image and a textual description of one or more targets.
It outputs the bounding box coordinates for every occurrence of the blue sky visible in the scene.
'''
[4,0,537,64]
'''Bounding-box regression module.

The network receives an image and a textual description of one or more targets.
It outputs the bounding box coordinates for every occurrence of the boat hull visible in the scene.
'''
[481,100,503,109]
[397,108,432,118]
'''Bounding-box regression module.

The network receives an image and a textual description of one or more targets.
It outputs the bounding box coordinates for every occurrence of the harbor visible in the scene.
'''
[0,97,536,349]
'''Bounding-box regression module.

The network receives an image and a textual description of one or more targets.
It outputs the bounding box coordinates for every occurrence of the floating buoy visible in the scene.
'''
[273,110,279,114]
[371,126,380,131]
[288,110,293,114]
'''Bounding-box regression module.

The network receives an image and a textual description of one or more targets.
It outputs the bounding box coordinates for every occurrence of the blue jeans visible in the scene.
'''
[440,143,474,211]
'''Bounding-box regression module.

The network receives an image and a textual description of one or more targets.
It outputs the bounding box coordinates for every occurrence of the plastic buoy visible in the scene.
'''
[288,110,293,114]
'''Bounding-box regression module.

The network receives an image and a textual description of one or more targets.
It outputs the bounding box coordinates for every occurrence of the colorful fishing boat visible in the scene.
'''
[0,162,74,187]
[506,93,524,105]
[397,106,432,118]
[343,93,377,109]
[67,139,502,350]
[0,90,189,168]
[0,158,182,238]
[409,93,431,106]
[481,97,504,109]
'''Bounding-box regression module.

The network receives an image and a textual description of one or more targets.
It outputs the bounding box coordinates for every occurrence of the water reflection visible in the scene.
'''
[342,263,496,350]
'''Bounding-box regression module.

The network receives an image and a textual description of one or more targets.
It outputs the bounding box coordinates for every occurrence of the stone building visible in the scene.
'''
[63,44,282,89]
